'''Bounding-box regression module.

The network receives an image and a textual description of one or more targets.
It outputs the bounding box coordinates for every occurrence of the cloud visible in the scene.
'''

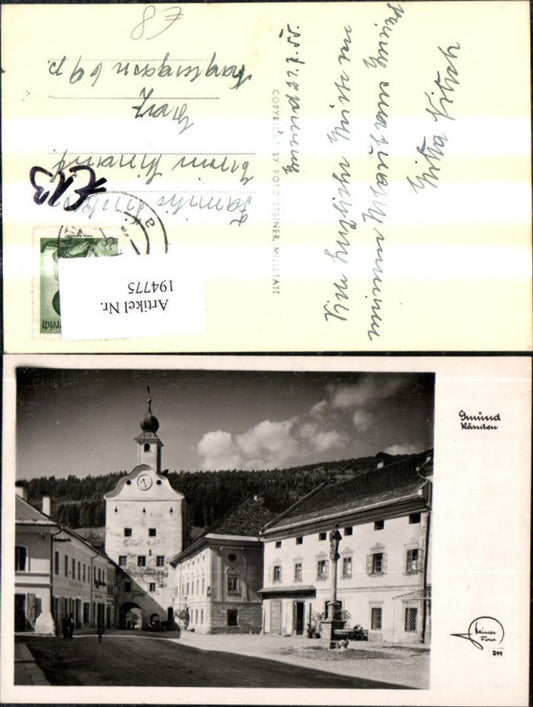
[198,420,302,470]
[352,409,374,432]
[236,420,299,468]
[197,374,425,470]
[312,430,346,453]
[197,431,241,470]
[383,443,420,455]
[328,375,410,410]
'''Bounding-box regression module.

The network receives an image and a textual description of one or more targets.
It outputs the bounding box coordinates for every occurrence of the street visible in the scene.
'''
[20,634,411,688]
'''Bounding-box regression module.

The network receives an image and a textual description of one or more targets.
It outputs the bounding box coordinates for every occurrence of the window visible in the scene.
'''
[149,582,156,592]
[64,555,69,577]
[78,561,81,580]
[72,558,76,577]
[296,536,303,545]
[54,551,59,575]
[124,581,131,592]
[83,564,86,582]
[374,520,384,530]
[149,528,157,537]
[406,548,421,573]
[273,565,282,583]
[144,443,150,452]
[367,552,387,575]
[344,526,353,536]
[405,607,418,632]
[156,555,165,567]
[228,553,237,562]
[294,562,303,582]
[342,556,353,578]
[371,607,382,630]
[119,555,127,566]
[227,609,238,627]
[275,540,282,548]
[137,555,146,567]
[227,575,240,595]
[124,528,132,537]
[319,531,327,541]
[409,512,421,524]
[317,559,328,580]
[15,546,27,572]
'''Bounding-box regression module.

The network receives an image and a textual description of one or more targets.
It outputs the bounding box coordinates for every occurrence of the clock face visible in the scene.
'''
[137,474,153,490]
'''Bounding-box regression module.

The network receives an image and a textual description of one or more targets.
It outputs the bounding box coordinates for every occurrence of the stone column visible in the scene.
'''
[321,525,345,648]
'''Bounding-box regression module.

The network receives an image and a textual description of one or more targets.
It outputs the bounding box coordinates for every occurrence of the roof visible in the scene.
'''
[16,495,56,526]
[262,450,433,534]
[15,494,118,567]
[170,496,277,565]
[206,495,277,536]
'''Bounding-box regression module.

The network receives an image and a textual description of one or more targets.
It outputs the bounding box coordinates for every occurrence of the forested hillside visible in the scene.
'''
[24,453,396,531]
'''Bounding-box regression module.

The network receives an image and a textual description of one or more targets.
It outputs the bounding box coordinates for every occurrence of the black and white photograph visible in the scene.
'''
[12,363,434,690]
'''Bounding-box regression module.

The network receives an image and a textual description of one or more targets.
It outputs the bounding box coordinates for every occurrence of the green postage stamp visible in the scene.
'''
[39,227,119,334]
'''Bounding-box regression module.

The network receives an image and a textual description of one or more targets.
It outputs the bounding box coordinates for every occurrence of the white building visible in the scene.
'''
[103,395,187,629]
[171,496,274,634]
[15,484,118,634]
[260,451,433,644]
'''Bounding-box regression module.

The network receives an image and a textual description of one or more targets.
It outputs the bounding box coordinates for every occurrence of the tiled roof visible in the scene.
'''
[205,495,277,537]
[170,496,277,565]
[16,495,55,524]
[264,450,433,531]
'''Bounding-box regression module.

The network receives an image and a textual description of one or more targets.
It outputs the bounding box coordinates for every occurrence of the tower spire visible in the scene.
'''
[140,385,159,433]
[136,387,163,471]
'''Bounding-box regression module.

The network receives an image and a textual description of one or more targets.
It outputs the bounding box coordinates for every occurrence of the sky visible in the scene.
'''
[16,367,434,480]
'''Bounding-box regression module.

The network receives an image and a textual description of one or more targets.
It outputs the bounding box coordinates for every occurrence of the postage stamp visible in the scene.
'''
[38,226,119,334]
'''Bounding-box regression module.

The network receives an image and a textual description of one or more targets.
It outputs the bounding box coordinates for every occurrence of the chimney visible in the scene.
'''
[15,481,27,501]
[42,495,51,516]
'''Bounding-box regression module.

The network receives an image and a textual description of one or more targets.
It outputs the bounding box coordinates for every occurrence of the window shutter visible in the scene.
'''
[382,553,388,574]
[366,554,373,575]
[417,549,424,572]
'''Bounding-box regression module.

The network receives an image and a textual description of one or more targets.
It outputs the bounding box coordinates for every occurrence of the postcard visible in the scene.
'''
[1,354,531,705]
[2,2,531,351]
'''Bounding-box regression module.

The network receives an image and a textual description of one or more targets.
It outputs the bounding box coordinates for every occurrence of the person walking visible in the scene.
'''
[61,614,69,639]
[68,613,75,639]
[97,619,105,643]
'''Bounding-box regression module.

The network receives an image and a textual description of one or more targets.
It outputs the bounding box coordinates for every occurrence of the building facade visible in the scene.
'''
[15,488,56,634]
[171,496,274,634]
[15,486,118,635]
[103,397,187,629]
[260,451,433,644]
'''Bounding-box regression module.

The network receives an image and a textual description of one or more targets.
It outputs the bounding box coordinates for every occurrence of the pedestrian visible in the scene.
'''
[61,615,69,639]
[68,613,75,639]
[97,619,105,643]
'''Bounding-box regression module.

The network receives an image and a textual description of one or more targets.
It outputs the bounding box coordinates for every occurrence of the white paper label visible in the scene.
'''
[58,254,205,340]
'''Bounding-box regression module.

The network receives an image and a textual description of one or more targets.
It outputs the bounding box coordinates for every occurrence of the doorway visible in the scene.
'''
[293,601,305,635]
[15,594,27,632]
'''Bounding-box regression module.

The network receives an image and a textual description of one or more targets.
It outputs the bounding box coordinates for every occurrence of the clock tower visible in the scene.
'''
[103,393,186,629]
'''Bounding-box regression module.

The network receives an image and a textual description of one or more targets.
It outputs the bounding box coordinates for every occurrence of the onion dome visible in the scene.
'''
[140,388,159,433]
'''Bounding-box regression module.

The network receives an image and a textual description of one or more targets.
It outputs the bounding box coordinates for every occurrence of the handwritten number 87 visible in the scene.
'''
[30,165,107,211]
[130,5,183,41]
